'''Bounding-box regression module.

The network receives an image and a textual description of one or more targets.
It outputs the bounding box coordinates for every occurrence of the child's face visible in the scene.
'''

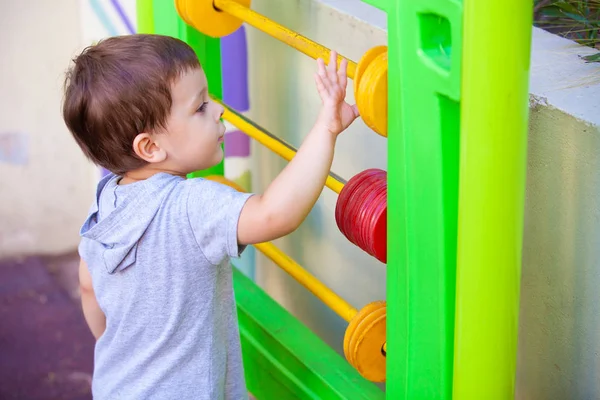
[158,67,225,174]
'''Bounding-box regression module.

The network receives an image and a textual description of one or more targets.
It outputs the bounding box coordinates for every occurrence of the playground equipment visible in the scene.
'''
[137,0,533,398]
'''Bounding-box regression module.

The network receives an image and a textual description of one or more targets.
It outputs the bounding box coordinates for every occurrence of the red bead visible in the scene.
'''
[335,169,387,263]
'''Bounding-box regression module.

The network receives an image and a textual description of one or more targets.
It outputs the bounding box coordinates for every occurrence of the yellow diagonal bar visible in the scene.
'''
[216,99,346,194]
[255,242,358,323]
[214,0,357,78]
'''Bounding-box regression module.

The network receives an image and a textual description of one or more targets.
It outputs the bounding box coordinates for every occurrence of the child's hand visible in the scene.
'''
[314,50,360,136]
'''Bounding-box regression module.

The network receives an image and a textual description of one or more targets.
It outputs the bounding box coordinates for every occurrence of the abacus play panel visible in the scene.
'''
[137,0,532,398]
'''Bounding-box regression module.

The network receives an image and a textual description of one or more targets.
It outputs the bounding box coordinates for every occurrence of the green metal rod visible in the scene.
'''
[452,0,532,398]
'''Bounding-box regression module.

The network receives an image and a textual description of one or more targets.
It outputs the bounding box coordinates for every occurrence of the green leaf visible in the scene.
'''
[582,52,600,62]
[563,11,589,24]
[555,1,583,15]
[540,6,569,18]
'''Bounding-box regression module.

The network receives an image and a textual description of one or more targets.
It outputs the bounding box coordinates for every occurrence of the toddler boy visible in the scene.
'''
[63,34,359,399]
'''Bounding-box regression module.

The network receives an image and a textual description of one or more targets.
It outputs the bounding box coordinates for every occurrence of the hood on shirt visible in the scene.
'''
[79,172,181,274]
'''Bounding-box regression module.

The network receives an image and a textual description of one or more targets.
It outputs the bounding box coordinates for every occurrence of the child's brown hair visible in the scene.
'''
[62,34,200,174]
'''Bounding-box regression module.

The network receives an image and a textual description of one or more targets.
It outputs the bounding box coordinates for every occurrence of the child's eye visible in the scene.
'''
[196,102,208,113]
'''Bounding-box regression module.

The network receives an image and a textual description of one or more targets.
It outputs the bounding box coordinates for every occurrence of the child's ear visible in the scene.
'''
[132,133,166,163]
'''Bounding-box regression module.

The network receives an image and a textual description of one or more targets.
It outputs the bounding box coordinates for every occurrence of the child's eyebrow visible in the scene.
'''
[191,87,208,105]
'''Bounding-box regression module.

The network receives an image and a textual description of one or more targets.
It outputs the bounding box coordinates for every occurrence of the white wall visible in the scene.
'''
[0,0,97,259]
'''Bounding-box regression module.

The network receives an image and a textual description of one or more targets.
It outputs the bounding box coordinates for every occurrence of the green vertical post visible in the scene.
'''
[151,0,179,36]
[136,0,154,34]
[149,0,224,178]
[362,0,463,397]
[452,0,532,398]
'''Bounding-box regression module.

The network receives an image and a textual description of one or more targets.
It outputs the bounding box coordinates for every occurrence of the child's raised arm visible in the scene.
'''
[237,51,359,245]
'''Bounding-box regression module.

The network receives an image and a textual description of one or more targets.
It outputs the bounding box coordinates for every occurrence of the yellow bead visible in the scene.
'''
[176,0,252,38]
[354,46,386,88]
[344,301,387,382]
[355,48,388,137]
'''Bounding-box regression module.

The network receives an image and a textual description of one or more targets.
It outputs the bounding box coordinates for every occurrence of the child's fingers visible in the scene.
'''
[327,51,338,84]
[338,58,348,89]
[317,57,327,76]
[314,73,328,99]
[328,51,337,72]
[317,58,332,94]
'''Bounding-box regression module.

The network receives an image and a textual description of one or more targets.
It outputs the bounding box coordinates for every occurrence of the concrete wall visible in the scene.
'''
[0,0,96,259]
[517,104,600,400]
[516,29,600,400]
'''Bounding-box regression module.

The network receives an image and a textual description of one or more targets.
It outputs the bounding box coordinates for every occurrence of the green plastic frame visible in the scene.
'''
[369,0,530,398]
[369,0,463,398]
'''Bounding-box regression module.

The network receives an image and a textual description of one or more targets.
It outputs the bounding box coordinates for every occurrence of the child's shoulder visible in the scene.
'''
[92,173,244,214]
[182,175,248,201]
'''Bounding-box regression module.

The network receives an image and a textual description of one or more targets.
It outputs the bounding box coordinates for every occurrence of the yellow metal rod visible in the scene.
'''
[255,242,358,323]
[256,237,388,353]
[214,0,357,78]
[256,242,387,351]
[217,99,346,194]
